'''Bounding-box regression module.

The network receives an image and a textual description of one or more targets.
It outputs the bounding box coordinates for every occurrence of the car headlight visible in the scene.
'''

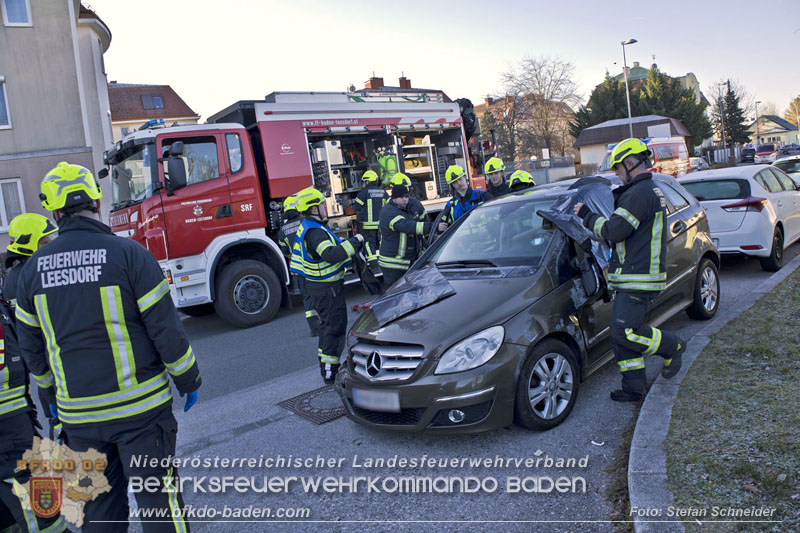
[435,326,505,375]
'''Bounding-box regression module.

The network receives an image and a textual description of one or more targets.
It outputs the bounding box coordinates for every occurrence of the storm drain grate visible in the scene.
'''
[277,385,346,425]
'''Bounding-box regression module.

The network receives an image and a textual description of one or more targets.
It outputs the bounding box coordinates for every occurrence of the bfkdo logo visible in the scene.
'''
[30,477,63,518]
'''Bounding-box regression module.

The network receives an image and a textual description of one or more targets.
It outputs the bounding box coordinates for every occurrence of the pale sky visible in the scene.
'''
[87,0,800,122]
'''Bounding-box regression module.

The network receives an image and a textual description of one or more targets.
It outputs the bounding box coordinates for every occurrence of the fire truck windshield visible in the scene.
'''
[111,144,155,209]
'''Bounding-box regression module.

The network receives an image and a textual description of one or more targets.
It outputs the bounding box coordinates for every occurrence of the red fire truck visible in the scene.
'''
[105,91,476,327]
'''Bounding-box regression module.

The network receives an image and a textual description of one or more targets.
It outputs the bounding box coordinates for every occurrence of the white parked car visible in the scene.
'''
[773,155,800,187]
[754,143,779,164]
[679,165,800,271]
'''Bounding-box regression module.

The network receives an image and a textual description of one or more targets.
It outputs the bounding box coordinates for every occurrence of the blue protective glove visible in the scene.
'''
[49,404,58,419]
[179,390,198,412]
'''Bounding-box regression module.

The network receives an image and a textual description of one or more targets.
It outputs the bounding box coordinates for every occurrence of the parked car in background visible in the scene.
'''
[754,143,779,164]
[740,147,755,164]
[679,165,800,271]
[773,155,800,186]
[689,156,710,172]
[336,176,720,433]
[779,143,800,155]
[598,137,690,178]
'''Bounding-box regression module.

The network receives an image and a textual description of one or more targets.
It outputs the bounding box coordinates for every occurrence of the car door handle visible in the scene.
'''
[671,220,686,233]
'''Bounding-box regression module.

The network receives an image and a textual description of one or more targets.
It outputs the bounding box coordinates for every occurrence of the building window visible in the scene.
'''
[142,94,164,109]
[0,179,25,232]
[2,0,31,26]
[0,77,10,128]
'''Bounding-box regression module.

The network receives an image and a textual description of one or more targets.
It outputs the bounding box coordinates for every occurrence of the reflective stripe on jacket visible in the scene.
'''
[354,185,388,230]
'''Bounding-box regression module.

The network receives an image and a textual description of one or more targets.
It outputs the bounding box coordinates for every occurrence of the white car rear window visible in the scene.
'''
[682,179,749,201]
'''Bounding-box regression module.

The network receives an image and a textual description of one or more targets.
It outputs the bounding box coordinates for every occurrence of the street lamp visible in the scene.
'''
[755,100,761,145]
[621,38,638,138]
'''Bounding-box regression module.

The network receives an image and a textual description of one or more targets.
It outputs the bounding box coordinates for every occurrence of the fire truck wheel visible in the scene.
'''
[214,260,281,328]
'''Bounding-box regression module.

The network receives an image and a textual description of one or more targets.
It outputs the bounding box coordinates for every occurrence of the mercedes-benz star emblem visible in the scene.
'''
[366,351,382,377]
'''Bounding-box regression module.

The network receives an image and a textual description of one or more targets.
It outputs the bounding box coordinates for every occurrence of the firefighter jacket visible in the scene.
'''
[487,179,511,198]
[289,218,359,285]
[441,187,489,225]
[354,184,388,230]
[579,173,668,292]
[15,216,201,428]
[2,251,26,312]
[278,210,303,257]
[378,200,432,271]
[0,296,30,420]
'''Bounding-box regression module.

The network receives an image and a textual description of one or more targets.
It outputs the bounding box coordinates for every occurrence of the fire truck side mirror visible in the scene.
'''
[97,168,109,180]
[166,156,187,195]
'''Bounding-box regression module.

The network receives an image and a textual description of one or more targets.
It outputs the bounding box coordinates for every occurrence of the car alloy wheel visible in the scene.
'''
[700,265,718,313]
[514,339,580,431]
[527,352,574,420]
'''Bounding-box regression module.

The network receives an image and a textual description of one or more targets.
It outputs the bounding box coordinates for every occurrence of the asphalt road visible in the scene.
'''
[165,242,799,531]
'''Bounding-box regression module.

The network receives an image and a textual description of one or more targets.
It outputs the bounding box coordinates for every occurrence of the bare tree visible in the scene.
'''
[760,101,779,116]
[502,56,581,156]
[479,95,534,164]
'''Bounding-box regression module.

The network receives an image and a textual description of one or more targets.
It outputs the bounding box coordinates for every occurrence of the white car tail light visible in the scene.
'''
[720,196,767,213]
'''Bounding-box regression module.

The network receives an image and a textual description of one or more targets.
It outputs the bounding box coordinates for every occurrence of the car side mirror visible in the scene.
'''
[166,156,187,195]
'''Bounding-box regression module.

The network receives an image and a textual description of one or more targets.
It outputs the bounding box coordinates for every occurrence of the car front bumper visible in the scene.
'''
[335,342,527,433]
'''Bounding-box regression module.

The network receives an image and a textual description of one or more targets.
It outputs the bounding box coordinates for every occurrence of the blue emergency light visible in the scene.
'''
[139,119,165,130]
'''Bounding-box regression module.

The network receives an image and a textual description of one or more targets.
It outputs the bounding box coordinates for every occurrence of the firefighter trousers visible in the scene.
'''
[361,230,381,272]
[62,406,188,533]
[609,291,681,395]
[306,280,348,383]
[0,412,66,533]
[293,276,320,335]
[381,267,407,288]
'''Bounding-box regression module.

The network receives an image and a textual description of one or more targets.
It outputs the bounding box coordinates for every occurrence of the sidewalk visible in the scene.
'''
[628,251,800,533]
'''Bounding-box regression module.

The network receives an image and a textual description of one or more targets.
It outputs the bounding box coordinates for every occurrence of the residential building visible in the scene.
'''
[109,83,200,141]
[0,1,112,242]
[608,62,708,105]
[749,115,799,146]
[574,115,691,167]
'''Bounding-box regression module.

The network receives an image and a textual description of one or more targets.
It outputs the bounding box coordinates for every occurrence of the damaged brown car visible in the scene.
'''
[335,175,720,433]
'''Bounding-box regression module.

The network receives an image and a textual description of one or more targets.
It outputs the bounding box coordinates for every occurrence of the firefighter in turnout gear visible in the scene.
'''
[438,165,490,232]
[290,187,363,384]
[279,195,320,336]
[388,173,425,221]
[574,139,685,402]
[484,157,511,198]
[0,214,67,533]
[353,170,387,273]
[16,162,201,532]
[509,170,536,192]
[378,184,432,287]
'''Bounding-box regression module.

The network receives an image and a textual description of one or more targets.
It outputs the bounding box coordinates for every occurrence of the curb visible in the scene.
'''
[628,251,800,533]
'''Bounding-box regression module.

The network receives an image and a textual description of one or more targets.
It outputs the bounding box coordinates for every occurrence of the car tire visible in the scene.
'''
[214,260,282,328]
[514,339,579,431]
[180,303,216,317]
[686,258,720,320]
[759,227,783,272]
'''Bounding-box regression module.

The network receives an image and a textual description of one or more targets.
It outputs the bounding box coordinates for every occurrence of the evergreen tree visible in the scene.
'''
[638,67,711,151]
[722,88,750,144]
[569,105,593,138]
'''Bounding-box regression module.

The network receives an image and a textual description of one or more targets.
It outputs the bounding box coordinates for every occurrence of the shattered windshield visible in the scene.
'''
[111,144,155,209]
[428,199,556,268]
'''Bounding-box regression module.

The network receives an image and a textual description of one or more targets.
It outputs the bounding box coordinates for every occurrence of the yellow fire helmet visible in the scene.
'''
[484,157,505,175]
[509,170,535,188]
[283,195,298,212]
[39,162,102,212]
[445,165,467,184]
[294,187,325,212]
[361,170,379,182]
[7,213,58,256]
[389,173,411,187]
[608,138,651,169]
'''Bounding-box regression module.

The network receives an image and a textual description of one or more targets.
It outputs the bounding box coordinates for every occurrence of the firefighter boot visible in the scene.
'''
[610,389,644,402]
[661,339,686,379]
